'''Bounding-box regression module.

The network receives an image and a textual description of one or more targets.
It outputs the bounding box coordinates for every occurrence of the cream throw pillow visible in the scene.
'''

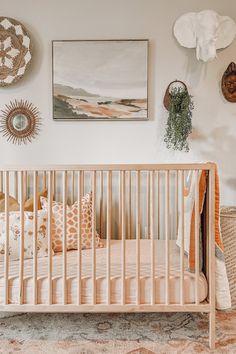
[40,193,103,252]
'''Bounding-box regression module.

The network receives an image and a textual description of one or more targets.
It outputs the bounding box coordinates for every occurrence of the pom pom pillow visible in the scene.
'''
[40,193,103,252]
[0,189,47,213]
[0,210,50,260]
[0,192,19,212]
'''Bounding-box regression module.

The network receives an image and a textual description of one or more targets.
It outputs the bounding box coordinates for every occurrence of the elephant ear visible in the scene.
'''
[216,15,236,49]
[174,12,197,48]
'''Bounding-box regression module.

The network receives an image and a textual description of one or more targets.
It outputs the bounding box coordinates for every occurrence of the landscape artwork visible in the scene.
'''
[52,40,148,120]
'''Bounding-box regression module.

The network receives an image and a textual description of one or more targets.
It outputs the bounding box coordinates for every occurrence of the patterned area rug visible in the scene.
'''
[0,311,235,353]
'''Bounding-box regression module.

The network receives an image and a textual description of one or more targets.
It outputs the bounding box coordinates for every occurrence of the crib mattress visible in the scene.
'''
[0,240,208,305]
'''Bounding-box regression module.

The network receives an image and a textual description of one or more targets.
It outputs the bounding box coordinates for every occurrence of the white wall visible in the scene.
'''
[1,0,236,205]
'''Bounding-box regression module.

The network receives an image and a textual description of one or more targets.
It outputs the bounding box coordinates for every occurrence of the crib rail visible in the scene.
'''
[0,163,213,172]
[0,164,215,316]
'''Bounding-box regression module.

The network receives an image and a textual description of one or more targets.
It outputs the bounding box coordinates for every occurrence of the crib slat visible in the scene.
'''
[127,171,131,239]
[24,171,28,201]
[136,171,140,305]
[0,171,3,192]
[53,171,56,200]
[81,171,84,195]
[71,171,75,204]
[155,170,160,301]
[4,171,9,305]
[121,171,126,305]
[147,171,150,239]
[119,171,122,240]
[195,170,200,305]
[92,171,96,305]
[15,171,18,200]
[33,171,38,305]
[19,171,24,304]
[209,166,216,349]
[77,171,82,305]
[180,171,185,305]
[47,171,53,305]
[165,171,170,305]
[176,171,179,237]
[106,171,112,305]
[156,171,160,240]
[100,171,103,238]
[62,171,67,304]
[150,171,155,305]
[43,171,47,190]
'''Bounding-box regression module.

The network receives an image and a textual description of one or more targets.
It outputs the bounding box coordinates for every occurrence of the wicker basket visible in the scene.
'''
[220,207,236,309]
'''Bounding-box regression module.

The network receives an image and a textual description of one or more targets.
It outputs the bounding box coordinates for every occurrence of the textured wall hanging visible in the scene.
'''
[222,62,236,102]
[174,10,236,62]
[0,17,32,86]
[0,100,41,145]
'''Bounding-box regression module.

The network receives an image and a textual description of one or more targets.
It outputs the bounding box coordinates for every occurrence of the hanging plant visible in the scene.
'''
[164,85,194,152]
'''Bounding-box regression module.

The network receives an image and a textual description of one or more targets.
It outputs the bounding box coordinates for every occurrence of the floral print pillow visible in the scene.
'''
[0,210,51,260]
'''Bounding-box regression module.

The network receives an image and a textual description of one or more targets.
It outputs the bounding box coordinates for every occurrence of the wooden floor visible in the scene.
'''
[0,310,234,353]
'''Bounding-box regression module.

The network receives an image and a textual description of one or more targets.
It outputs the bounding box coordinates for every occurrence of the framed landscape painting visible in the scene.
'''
[52,40,148,121]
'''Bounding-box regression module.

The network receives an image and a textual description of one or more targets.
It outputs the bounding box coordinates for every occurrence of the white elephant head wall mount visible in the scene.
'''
[174,10,236,62]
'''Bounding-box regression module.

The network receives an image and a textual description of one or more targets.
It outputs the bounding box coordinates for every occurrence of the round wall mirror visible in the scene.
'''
[0,100,41,145]
[12,114,29,131]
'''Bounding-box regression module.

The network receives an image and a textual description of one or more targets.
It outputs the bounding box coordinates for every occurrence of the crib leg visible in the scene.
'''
[209,309,215,349]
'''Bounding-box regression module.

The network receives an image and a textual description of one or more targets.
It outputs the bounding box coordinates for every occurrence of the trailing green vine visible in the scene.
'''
[164,87,194,152]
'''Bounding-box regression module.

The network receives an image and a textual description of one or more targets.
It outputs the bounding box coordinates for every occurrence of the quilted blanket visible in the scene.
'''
[178,163,231,309]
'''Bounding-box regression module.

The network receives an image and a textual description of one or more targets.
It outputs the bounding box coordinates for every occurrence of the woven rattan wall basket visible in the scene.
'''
[0,17,32,86]
[220,206,236,309]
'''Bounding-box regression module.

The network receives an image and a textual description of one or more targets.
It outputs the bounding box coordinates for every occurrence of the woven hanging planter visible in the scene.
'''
[0,17,32,86]
[163,80,188,110]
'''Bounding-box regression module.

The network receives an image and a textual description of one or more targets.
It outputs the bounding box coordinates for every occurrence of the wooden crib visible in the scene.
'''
[0,163,215,349]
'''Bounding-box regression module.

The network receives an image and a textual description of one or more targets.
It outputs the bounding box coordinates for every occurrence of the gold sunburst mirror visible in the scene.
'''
[0,100,41,145]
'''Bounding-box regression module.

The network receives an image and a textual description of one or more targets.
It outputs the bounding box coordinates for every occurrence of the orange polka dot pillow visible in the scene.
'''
[40,193,103,252]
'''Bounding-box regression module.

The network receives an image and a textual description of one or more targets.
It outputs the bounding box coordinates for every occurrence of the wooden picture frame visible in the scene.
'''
[52,40,148,121]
